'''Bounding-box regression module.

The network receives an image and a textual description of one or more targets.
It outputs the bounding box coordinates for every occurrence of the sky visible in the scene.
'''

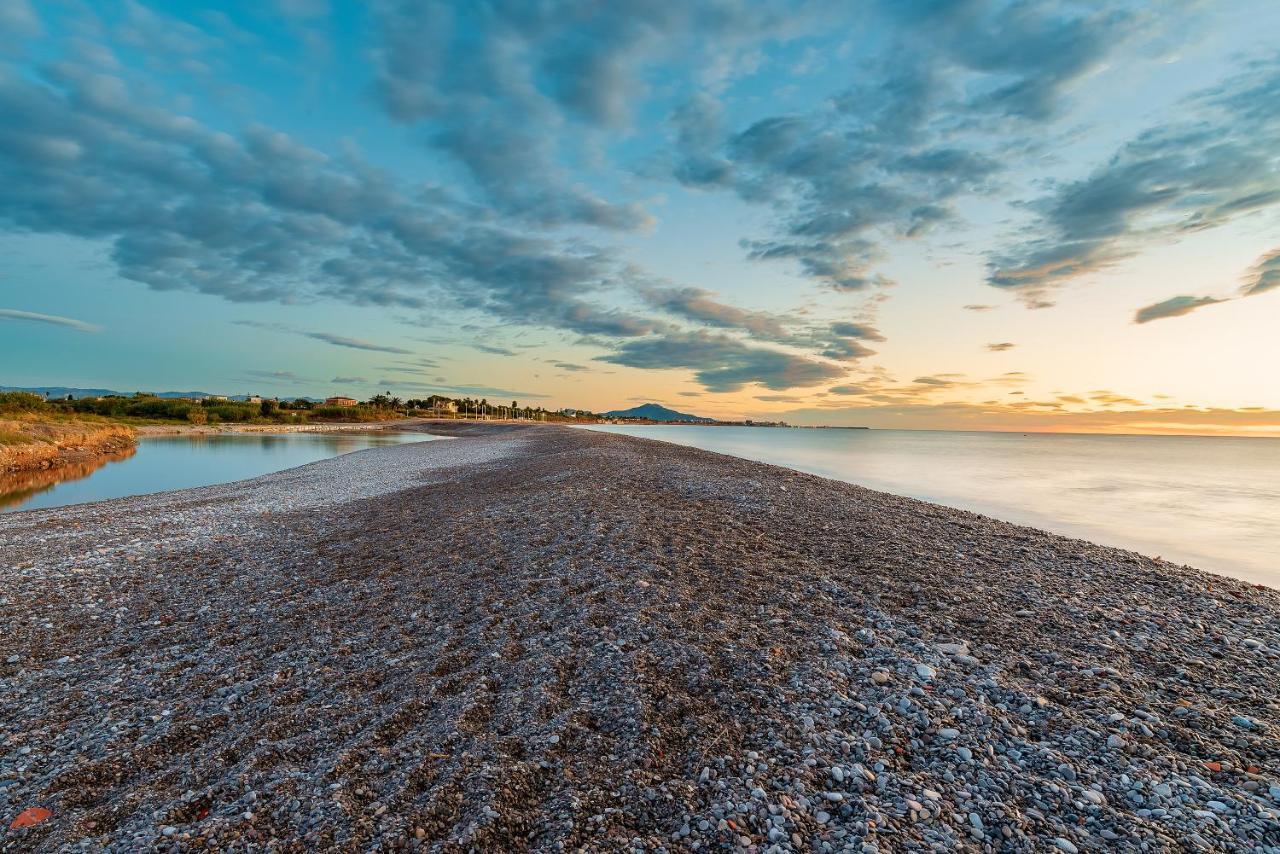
[0,0,1277,435]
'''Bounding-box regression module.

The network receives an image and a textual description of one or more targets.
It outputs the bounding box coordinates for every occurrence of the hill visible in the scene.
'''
[1,387,323,402]
[602,402,712,422]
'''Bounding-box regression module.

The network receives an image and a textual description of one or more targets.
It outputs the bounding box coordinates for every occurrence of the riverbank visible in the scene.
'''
[2,424,1278,850]
[0,415,135,474]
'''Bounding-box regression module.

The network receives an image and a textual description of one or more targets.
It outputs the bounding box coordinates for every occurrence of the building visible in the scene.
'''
[432,399,458,414]
[246,394,264,404]
[325,396,358,407]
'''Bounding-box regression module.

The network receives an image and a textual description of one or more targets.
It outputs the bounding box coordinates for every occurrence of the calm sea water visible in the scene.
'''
[584,425,1280,588]
[1,432,436,514]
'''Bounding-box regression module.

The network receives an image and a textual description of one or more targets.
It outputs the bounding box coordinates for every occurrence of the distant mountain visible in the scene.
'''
[603,402,712,422]
[5,386,222,402]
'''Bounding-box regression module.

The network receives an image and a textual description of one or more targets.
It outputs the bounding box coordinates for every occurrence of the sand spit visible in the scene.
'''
[1,424,1277,852]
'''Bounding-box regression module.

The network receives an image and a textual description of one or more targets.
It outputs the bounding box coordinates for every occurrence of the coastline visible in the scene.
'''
[0,418,135,475]
[2,424,1277,850]
[132,416,433,437]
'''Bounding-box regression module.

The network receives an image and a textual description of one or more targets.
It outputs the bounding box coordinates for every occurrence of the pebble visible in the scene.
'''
[1,424,1278,852]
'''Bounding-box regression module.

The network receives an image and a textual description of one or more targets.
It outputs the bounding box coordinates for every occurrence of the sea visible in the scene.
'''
[583,425,1280,589]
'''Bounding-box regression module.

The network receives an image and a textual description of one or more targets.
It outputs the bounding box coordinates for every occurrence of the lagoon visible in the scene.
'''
[0,431,436,514]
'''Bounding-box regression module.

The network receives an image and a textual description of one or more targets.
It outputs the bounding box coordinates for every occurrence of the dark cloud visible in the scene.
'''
[599,330,844,393]
[473,344,517,356]
[985,342,1016,351]
[246,369,302,382]
[301,332,412,354]
[821,337,877,362]
[664,0,1158,291]
[1133,295,1224,325]
[989,57,1280,303]
[369,1,823,231]
[963,304,995,311]
[829,321,886,342]
[828,384,867,396]
[331,376,369,384]
[0,58,665,342]
[552,361,590,372]
[642,286,790,340]
[0,308,100,332]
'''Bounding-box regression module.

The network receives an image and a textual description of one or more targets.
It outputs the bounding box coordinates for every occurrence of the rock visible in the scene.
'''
[871,671,889,685]
[1053,838,1079,853]
[937,728,960,740]
[914,663,936,680]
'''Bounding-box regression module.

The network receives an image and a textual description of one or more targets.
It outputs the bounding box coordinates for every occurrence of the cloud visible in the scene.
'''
[374,379,550,400]
[988,57,1280,303]
[963,304,996,311]
[246,369,302,381]
[473,344,516,356]
[331,376,369,384]
[755,393,804,402]
[829,321,886,342]
[985,342,1016,351]
[0,308,100,332]
[662,1,1164,291]
[828,384,867,396]
[599,329,844,393]
[1133,295,1225,324]
[552,361,590,372]
[302,332,413,354]
[0,58,658,342]
[643,286,790,340]
[368,1,826,231]
[1132,245,1280,323]
[777,399,1280,436]
[821,337,877,361]
[1241,247,1280,297]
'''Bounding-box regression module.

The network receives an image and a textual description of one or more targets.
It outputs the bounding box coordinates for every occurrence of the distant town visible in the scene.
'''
[2,387,823,428]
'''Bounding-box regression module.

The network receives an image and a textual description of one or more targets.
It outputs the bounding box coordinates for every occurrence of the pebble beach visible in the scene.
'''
[2,423,1278,852]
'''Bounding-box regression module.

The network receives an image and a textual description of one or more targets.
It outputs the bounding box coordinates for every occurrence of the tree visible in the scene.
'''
[260,399,280,418]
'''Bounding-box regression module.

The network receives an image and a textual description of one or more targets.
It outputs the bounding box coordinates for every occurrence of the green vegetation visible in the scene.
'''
[0,391,49,414]
[3,388,608,430]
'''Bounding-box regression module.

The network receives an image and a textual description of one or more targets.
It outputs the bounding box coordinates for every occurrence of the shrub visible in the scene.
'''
[0,392,49,413]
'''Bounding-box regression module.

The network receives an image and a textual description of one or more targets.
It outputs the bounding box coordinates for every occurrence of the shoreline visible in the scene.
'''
[133,417,430,436]
[0,419,136,475]
[2,424,1278,850]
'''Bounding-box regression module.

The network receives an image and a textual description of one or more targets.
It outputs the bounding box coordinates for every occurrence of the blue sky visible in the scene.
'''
[1,0,1278,433]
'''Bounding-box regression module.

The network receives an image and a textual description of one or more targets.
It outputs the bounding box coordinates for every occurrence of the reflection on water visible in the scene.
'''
[585,425,1280,588]
[0,445,137,510]
[1,431,434,513]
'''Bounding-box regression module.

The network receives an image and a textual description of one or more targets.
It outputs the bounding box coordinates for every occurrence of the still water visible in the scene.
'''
[1,432,436,514]
[585,425,1280,588]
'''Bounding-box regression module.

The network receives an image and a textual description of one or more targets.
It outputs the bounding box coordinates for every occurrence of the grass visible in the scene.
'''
[0,412,136,470]
[0,429,36,445]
